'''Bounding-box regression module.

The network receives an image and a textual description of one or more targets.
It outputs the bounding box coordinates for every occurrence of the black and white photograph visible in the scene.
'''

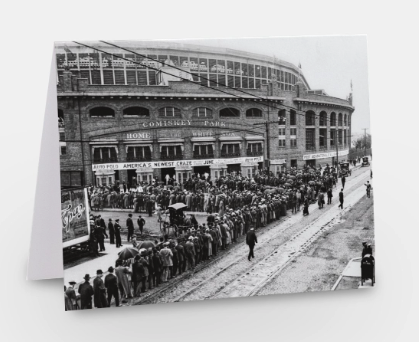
[57,37,375,311]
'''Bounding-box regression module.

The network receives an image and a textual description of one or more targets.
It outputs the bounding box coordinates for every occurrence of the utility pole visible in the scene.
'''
[336,130,339,175]
[363,128,368,157]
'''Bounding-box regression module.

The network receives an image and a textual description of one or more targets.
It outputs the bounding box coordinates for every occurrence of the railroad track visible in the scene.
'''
[133,169,370,305]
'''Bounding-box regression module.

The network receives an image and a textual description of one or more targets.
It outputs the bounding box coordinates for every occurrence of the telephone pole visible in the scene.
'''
[363,128,368,156]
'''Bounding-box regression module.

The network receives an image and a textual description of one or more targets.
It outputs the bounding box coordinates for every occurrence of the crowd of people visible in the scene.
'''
[65,160,372,310]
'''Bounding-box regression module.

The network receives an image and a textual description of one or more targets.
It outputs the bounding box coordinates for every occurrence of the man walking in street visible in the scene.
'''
[327,187,333,205]
[114,219,122,248]
[341,175,346,189]
[338,189,344,209]
[137,215,145,235]
[246,228,258,261]
[365,181,372,198]
[126,213,134,242]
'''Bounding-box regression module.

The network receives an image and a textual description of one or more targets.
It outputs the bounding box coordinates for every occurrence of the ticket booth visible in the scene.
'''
[95,169,115,186]
[175,166,192,187]
[136,167,154,185]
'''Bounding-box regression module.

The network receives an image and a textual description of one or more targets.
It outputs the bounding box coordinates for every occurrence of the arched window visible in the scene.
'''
[220,107,240,118]
[90,107,115,118]
[123,107,150,117]
[338,113,343,126]
[330,112,337,126]
[344,114,347,126]
[278,109,286,124]
[158,107,181,118]
[305,110,315,126]
[246,108,262,118]
[319,111,327,127]
[192,107,213,118]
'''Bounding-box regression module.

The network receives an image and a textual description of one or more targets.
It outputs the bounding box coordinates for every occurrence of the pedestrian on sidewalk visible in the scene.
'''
[114,219,122,248]
[338,189,344,209]
[246,228,258,261]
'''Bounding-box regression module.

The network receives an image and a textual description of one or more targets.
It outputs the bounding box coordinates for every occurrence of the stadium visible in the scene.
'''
[55,41,354,188]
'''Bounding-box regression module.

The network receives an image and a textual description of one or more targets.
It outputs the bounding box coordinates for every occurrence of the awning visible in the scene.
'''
[157,138,184,143]
[125,144,153,153]
[190,137,216,142]
[220,141,242,149]
[159,143,184,152]
[245,135,265,141]
[89,140,118,145]
[91,145,119,155]
[218,136,243,141]
[192,142,215,149]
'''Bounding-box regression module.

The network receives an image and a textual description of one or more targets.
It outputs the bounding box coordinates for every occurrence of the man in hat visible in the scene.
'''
[114,219,122,248]
[246,228,258,261]
[65,281,78,310]
[105,266,120,307]
[108,218,115,244]
[93,269,108,308]
[78,274,94,310]
[338,189,344,209]
[126,213,135,242]
[185,236,196,270]
[160,242,173,282]
[137,215,146,235]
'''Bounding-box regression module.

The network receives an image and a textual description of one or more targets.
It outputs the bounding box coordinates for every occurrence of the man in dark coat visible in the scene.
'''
[108,218,115,244]
[137,215,145,235]
[99,215,108,239]
[338,189,344,209]
[78,274,94,310]
[104,266,120,307]
[95,225,106,252]
[246,228,258,261]
[114,219,122,248]
[93,269,108,308]
[132,255,145,296]
[175,239,185,275]
[126,214,134,242]
[327,187,333,205]
[341,175,346,189]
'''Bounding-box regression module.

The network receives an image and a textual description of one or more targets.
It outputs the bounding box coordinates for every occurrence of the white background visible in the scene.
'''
[0,1,418,341]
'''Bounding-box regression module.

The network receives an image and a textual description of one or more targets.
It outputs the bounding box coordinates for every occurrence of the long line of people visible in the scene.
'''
[66,163,352,310]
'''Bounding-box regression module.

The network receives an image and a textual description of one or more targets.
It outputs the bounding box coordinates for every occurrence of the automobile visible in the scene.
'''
[338,161,352,177]
[362,156,370,167]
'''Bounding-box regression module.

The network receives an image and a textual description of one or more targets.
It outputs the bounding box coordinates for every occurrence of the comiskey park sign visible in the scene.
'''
[92,156,263,171]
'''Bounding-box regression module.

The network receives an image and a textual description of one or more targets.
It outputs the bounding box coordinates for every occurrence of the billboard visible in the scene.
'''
[61,188,91,248]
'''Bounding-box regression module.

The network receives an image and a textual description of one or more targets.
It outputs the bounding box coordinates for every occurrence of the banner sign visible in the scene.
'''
[61,188,90,248]
[92,156,263,171]
[303,149,349,161]
[270,159,286,165]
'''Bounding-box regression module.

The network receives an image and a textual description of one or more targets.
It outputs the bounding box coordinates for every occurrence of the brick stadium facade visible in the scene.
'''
[56,41,354,188]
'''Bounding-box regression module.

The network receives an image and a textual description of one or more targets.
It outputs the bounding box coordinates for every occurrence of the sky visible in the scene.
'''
[159,36,370,137]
